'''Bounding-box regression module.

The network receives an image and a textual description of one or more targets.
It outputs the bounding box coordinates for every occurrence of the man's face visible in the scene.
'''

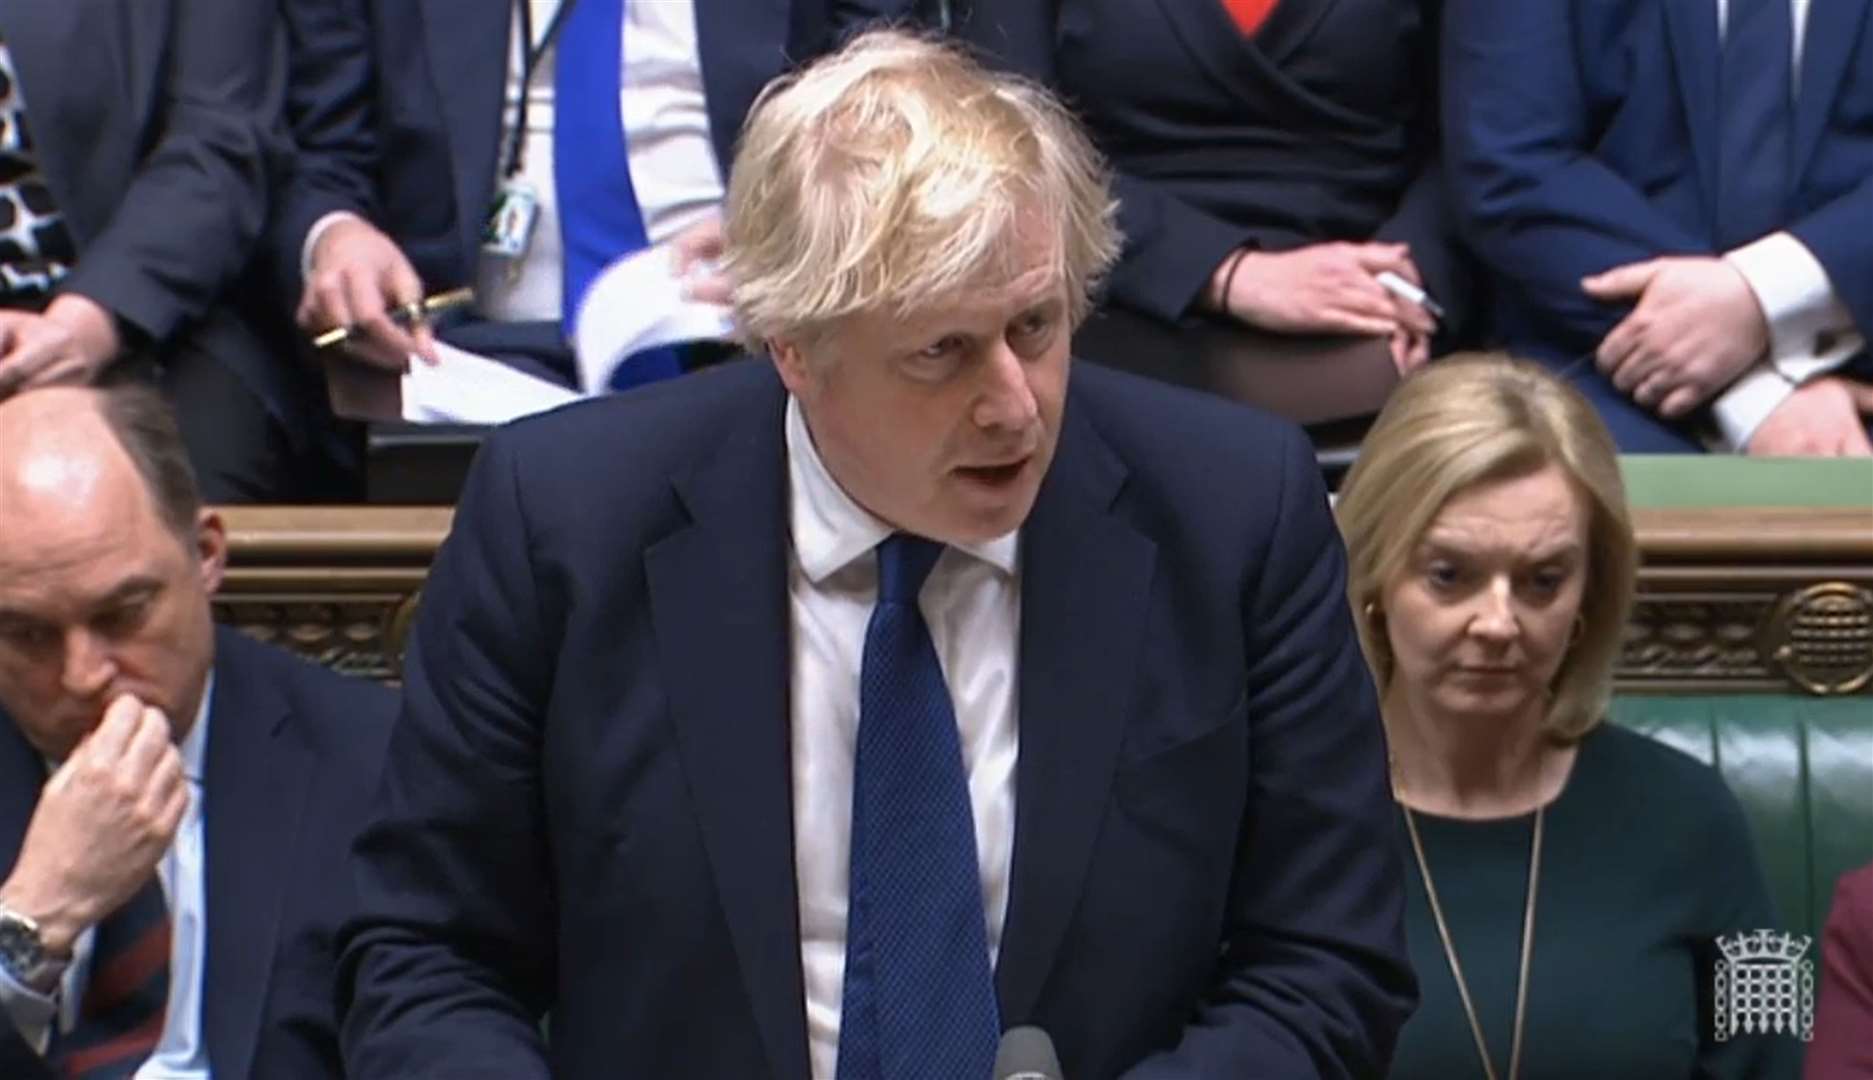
[0,477,224,762]
[774,233,1072,546]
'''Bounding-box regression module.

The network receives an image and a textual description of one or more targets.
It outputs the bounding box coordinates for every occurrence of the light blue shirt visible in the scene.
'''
[0,675,214,1079]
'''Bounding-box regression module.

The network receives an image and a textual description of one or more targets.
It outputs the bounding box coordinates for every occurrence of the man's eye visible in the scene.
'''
[919,335,964,359]
[96,598,152,637]
[0,624,57,652]
[1012,311,1052,338]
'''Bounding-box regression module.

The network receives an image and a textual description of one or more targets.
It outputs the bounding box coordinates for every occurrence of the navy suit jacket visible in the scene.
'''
[340,359,1416,1078]
[1444,0,1873,364]
[950,0,1473,339]
[0,628,394,1080]
[270,0,909,305]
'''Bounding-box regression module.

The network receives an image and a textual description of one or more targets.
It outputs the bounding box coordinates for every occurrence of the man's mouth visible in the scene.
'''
[954,457,1030,486]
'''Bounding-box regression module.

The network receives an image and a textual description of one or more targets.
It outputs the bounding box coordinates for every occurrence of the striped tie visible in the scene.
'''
[51,878,170,1079]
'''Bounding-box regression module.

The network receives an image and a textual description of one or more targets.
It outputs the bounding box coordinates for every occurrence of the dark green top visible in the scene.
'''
[1388,726,1803,1079]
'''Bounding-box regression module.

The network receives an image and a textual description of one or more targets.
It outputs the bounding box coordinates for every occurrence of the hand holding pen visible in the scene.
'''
[298,216,458,372]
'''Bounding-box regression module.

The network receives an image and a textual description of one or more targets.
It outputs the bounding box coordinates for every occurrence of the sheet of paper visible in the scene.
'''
[401,340,584,424]
[573,243,737,392]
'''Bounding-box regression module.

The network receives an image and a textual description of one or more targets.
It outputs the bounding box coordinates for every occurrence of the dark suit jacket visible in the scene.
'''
[270,0,909,304]
[0,627,394,1080]
[339,359,1416,1079]
[1808,863,1873,1079]
[950,0,1472,337]
[1444,0,1873,364]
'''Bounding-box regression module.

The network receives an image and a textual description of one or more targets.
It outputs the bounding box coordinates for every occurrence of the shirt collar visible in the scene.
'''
[785,395,1019,585]
[178,670,213,784]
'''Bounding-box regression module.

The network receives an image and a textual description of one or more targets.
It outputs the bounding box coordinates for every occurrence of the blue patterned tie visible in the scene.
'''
[835,534,1000,1080]
[1715,0,1793,248]
[553,0,682,390]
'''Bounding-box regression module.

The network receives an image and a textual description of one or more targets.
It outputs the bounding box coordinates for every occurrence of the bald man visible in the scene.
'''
[0,383,393,1079]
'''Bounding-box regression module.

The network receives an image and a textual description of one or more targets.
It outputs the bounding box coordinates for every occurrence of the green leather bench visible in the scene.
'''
[1611,699,1873,941]
[1612,456,1873,941]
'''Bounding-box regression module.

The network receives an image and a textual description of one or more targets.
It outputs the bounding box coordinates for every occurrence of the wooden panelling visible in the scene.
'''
[211,505,1873,694]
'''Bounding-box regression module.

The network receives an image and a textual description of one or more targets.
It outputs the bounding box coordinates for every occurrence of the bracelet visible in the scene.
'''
[1217,248,1250,319]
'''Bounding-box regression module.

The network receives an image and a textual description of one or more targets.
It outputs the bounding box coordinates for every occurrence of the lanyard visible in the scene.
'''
[504,0,578,178]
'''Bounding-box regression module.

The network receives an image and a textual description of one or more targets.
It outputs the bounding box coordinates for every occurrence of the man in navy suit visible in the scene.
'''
[273,0,909,386]
[1445,0,1873,454]
[340,29,1414,1079]
[0,383,394,1077]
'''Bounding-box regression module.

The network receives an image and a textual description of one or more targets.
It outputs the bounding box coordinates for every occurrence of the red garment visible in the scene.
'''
[1220,0,1279,35]
[1808,863,1873,1080]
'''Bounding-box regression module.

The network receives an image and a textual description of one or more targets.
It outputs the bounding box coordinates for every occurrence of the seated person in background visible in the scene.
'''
[1445,0,1873,455]
[0,383,394,1078]
[274,0,911,395]
[1808,861,1873,1079]
[338,30,1414,1079]
[0,1,327,501]
[948,0,1475,378]
[1337,356,1800,1078]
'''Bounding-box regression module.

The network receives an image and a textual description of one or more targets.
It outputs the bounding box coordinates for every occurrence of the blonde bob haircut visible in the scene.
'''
[1335,355,1637,741]
[721,28,1121,351]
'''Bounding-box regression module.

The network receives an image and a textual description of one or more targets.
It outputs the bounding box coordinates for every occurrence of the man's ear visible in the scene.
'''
[769,337,812,397]
[195,508,228,596]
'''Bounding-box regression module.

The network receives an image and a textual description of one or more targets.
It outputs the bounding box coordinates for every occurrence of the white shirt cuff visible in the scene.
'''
[1711,362,1798,451]
[301,210,369,284]
[1724,232,1866,382]
[0,963,56,1056]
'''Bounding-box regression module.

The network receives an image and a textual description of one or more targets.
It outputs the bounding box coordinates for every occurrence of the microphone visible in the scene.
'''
[995,1026,1064,1080]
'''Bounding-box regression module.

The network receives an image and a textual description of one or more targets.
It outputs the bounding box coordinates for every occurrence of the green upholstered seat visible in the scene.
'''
[1610,697,1873,941]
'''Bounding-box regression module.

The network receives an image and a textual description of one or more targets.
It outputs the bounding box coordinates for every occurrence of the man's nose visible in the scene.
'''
[972,341,1040,432]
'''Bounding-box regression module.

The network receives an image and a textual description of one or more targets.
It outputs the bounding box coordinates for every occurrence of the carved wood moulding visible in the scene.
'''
[210,505,1873,694]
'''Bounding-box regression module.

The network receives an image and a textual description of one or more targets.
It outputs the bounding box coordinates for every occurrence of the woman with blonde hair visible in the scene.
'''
[1337,356,1798,1078]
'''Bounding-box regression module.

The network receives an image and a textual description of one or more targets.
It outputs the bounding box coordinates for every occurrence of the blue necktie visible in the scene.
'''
[835,535,1000,1080]
[1715,0,1793,248]
[553,0,682,390]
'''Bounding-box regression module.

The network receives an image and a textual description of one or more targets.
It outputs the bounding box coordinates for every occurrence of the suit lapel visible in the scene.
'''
[1148,0,1377,131]
[1664,0,1723,230]
[420,0,511,273]
[1790,0,1869,179]
[995,390,1155,1021]
[0,713,42,881]
[645,371,809,1080]
[200,630,307,1080]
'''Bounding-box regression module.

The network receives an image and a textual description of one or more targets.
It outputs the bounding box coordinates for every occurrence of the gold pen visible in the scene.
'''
[311,287,477,350]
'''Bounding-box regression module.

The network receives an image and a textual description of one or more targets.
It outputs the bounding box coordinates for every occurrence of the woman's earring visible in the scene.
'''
[1569,613,1586,646]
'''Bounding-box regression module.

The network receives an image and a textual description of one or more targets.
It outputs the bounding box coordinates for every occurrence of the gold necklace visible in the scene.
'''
[1401,803,1543,1080]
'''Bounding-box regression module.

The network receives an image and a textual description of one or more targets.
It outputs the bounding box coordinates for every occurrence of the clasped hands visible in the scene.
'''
[0,294,122,398]
[1583,256,1873,454]
[1210,242,1437,376]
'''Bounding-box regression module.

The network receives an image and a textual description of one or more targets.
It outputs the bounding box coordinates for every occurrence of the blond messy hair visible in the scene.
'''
[1335,355,1638,741]
[722,28,1121,350]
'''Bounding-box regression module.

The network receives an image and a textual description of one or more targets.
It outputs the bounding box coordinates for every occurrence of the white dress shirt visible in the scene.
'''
[785,397,1020,1080]
[1711,0,1867,449]
[306,0,726,324]
[0,675,214,1079]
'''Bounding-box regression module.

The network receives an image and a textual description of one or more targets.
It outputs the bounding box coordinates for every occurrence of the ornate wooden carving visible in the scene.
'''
[213,505,1873,694]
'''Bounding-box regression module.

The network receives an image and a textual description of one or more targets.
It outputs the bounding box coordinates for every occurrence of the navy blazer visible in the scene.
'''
[339,359,1415,1079]
[950,0,1472,338]
[270,0,910,305]
[0,628,394,1080]
[1444,0,1873,363]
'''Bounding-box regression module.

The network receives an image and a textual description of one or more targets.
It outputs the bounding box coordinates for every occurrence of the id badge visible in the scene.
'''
[481,180,541,259]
